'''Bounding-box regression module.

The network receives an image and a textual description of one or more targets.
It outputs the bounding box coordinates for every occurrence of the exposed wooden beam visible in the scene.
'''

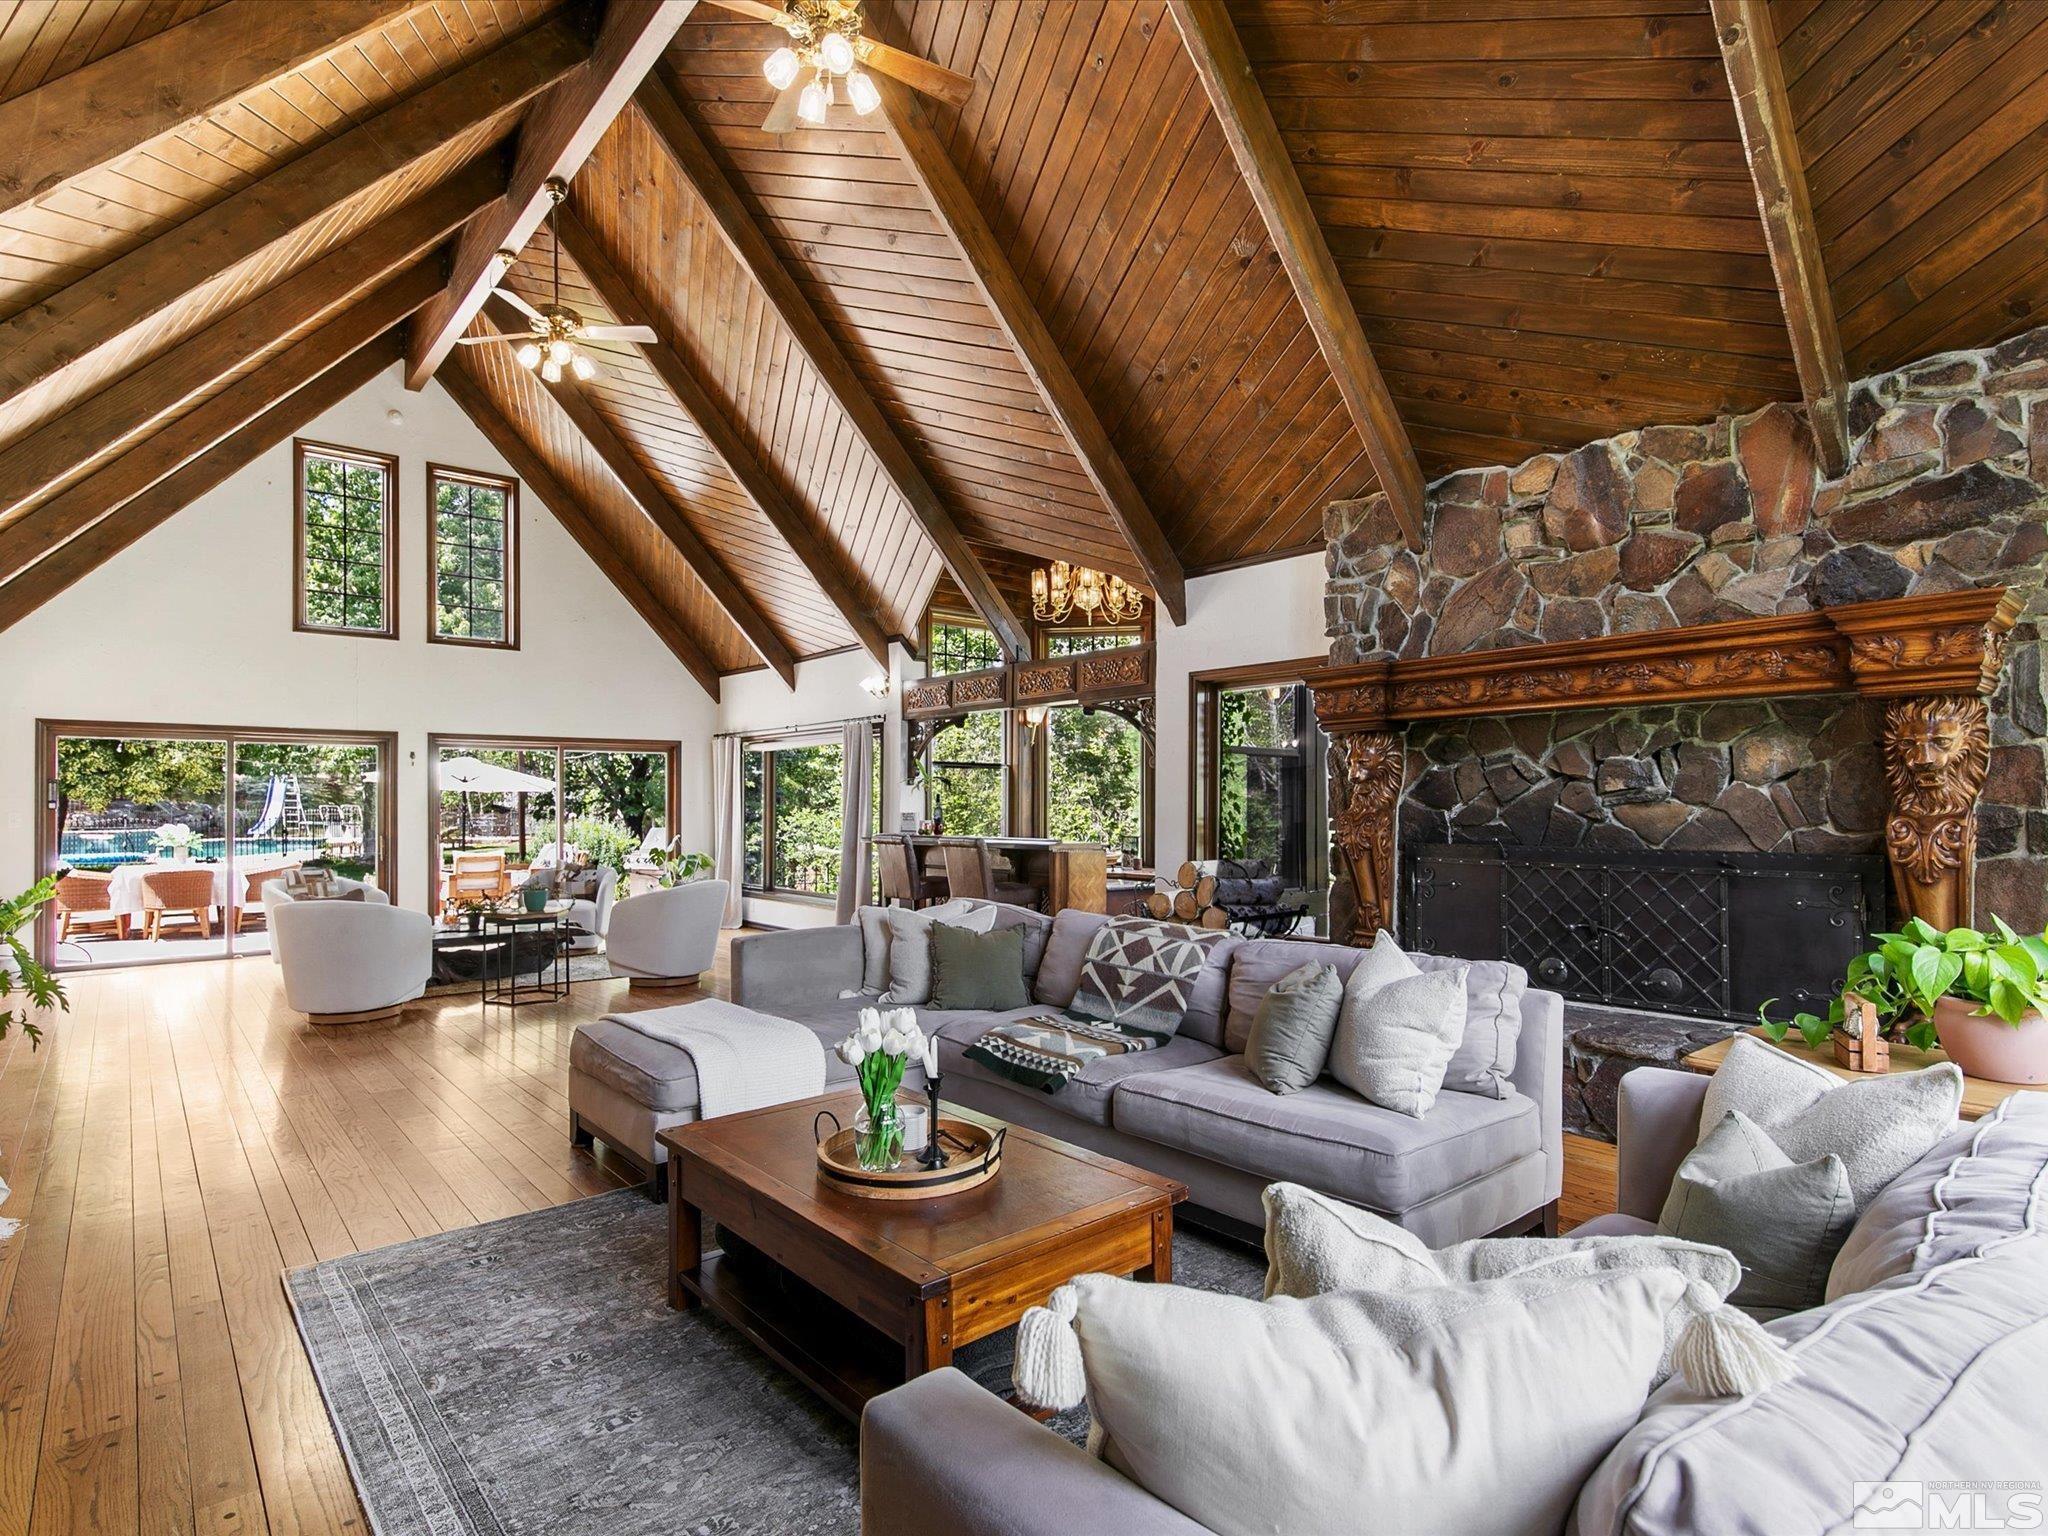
[479,297,797,686]
[439,360,723,697]
[0,160,501,528]
[0,264,441,587]
[0,0,432,218]
[872,75,1188,625]
[633,71,1032,659]
[0,16,585,410]
[551,205,893,668]
[1710,0,1851,477]
[1164,0,1426,549]
[404,0,698,390]
[0,331,405,634]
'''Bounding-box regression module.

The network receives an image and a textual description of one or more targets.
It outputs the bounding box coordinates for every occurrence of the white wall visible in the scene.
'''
[716,642,924,928]
[1152,551,1331,876]
[1,359,718,918]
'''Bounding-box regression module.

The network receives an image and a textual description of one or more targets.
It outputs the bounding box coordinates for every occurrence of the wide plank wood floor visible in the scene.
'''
[0,934,1619,1536]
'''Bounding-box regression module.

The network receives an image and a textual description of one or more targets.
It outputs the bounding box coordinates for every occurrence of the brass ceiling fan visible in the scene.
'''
[458,179,656,383]
[698,0,974,133]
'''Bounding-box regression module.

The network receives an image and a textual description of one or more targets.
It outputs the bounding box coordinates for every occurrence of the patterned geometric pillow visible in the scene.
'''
[1070,917,1234,1042]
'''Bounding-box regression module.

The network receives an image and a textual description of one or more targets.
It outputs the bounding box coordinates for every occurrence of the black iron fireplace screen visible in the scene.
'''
[1401,844,1887,1023]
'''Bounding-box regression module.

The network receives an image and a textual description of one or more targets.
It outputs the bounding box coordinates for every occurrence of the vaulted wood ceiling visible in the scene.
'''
[2,0,2044,688]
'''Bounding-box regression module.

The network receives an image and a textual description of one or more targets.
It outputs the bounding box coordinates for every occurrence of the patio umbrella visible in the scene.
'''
[439,756,555,850]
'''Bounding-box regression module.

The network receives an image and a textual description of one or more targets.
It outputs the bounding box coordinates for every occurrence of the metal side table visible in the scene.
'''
[480,902,571,1007]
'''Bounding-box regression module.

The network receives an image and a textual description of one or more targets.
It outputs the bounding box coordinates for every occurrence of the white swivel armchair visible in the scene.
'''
[271,899,433,1025]
[262,875,389,963]
[604,879,727,990]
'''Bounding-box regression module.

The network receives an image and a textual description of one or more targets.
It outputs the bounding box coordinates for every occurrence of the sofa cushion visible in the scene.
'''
[932,1013,1223,1128]
[884,902,999,1004]
[1328,958,1468,1120]
[1111,1055,1539,1213]
[1224,935,1526,1098]
[1828,1092,2048,1302]
[930,922,1031,1010]
[1242,960,1343,1094]
[571,1015,858,1113]
[1575,1093,2048,1536]
[1035,909,1239,1048]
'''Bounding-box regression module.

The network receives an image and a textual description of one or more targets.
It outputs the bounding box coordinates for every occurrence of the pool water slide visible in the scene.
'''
[247,774,290,838]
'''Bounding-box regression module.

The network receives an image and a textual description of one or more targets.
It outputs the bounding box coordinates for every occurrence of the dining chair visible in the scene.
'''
[875,835,929,908]
[139,868,219,940]
[55,871,120,941]
[234,867,290,933]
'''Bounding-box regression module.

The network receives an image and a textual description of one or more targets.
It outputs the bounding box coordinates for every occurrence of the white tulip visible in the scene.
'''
[837,1038,866,1067]
[892,1007,919,1035]
[881,1029,909,1057]
[857,1007,881,1035]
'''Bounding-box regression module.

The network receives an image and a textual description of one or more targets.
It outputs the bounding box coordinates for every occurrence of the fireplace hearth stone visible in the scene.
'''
[1563,1005,1737,1141]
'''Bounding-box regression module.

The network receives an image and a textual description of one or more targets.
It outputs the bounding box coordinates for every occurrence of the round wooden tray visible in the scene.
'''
[815,1115,1005,1201]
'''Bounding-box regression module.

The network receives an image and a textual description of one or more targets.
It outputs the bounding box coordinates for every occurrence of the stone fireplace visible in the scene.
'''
[1311,323,2048,1136]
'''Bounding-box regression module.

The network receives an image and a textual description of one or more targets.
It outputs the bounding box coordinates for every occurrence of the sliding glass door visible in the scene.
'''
[428,735,677,914]
[38,722,393,970]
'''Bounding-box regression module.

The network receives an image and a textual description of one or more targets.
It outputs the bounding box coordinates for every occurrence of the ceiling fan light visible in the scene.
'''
[845,68,880,115]
[514,342,542,370]
[540,358,563,385]
[570,351,597,381]
[820,30,855,74]
[798,76,830,124]
[546,338,574,366]
[763,46,801,90]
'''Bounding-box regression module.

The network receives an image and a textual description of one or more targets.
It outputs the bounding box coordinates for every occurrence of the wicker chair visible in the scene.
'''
[234,867,290,933]
[139,867,219,940]
[55,871,119,941]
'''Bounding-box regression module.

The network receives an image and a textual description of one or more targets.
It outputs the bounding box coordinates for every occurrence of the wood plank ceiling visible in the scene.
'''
[2,0,2045,687]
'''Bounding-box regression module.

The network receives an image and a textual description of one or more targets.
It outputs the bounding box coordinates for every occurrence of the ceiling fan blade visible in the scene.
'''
[493,286,545,323]
[457,334,515,346]
[580,324,659,343]
[762,79,804,135]
[861,40,974,107]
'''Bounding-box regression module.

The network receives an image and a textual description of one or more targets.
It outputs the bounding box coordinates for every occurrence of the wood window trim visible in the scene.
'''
[293,438,398,641]
[33,718,399,969]
[923,608,1003,677]
[424,732,680,918]
[1188,655,1329,864]
[1026,701,1155,867]
[425,461,520,651]
[741,728,879,901]
[922,710,1010,837]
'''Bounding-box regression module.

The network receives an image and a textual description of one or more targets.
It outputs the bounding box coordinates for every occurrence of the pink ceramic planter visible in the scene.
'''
[1933,995,2048,1085]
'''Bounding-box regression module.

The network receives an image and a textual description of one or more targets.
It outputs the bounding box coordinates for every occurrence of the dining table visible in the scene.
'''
[103,851,308,920]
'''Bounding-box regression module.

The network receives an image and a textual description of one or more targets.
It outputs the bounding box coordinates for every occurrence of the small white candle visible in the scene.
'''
[899,1102,930,1154]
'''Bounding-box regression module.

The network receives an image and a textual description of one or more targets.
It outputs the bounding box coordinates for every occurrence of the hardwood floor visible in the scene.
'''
[0,936,1620,1536]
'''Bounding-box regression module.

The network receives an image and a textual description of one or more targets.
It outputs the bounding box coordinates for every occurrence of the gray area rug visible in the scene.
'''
[287,1188,1263,1536]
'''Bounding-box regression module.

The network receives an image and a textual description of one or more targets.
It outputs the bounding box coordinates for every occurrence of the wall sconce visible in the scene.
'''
[859,673,891,699]
[1020,702,1050,732]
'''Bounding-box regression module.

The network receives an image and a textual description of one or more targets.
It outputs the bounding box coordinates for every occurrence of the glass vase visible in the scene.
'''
[854,1100,904,1172]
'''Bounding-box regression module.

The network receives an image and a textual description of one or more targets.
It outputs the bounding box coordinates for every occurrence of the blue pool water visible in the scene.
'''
[58,831,335,866]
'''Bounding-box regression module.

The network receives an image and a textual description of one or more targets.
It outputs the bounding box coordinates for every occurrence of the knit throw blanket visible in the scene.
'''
[963,917,1231,1094]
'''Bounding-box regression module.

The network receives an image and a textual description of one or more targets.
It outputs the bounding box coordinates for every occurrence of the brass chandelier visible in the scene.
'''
[1031,561,1144,626]
[762,0,881,123]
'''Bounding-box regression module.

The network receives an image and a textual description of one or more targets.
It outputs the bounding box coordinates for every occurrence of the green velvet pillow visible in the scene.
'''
[929,921,1030,1010]
[1245,960,1344,1094]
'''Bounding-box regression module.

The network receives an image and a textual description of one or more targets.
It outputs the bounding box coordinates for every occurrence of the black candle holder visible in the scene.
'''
[920,1072,947,1170]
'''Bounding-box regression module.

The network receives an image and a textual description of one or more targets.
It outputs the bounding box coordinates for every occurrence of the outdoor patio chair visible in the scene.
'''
[446,849,510,904]
[139,867,219,940]
[55,870,120,941]
[233,867,290,933]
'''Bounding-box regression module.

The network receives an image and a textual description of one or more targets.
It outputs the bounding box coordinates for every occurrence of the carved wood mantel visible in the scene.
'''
[1310,589,2020,942]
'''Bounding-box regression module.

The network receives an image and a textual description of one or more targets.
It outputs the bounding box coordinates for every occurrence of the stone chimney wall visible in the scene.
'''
[1325,323,2048,926]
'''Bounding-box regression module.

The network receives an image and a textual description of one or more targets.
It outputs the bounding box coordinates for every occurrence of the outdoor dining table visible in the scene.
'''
[103,851,308,918]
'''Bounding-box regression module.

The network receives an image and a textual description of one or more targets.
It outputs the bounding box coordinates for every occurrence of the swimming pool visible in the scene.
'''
[58,831,336,866]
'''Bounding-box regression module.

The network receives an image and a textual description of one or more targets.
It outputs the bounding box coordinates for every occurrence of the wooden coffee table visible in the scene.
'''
[657,1090,1185,1420]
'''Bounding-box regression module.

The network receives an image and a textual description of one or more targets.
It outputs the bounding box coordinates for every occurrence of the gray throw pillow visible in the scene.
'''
[1659,1110,1856,1314]
[1244,961,1343,1094]
[1328,963,1468,1119]
[930,922,1029,1011]
[858,906,892,993]
[882,902,998,1005]
[1701,1034,1964,1212]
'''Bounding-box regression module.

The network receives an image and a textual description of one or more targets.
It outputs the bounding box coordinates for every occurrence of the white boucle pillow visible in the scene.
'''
[1326,939,1467,1118]
[1015,1267,1697,1536]
[880,901,996,1004]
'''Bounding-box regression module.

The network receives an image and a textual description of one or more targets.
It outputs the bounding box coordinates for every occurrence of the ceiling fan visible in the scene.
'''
[698,0,974,134]
[458,179,656,384]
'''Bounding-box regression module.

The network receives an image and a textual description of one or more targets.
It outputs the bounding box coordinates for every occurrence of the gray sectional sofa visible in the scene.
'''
[863,1075,2048,1536]
[729,903,1564,1246]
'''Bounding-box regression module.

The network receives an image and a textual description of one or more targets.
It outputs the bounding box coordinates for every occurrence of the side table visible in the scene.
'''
[481,903,571,1007]
[1682,1027,2028,1121]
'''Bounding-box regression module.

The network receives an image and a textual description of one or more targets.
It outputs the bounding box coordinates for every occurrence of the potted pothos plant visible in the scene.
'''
[649,848,712,889]
[3,879,62,1246]
[1760,916,2048,1083]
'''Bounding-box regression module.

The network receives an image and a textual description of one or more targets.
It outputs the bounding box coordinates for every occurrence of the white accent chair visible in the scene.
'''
[524,858,617,951]
[604,879,726,990]
[271,899,432,1026]
[261,876,389,963]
